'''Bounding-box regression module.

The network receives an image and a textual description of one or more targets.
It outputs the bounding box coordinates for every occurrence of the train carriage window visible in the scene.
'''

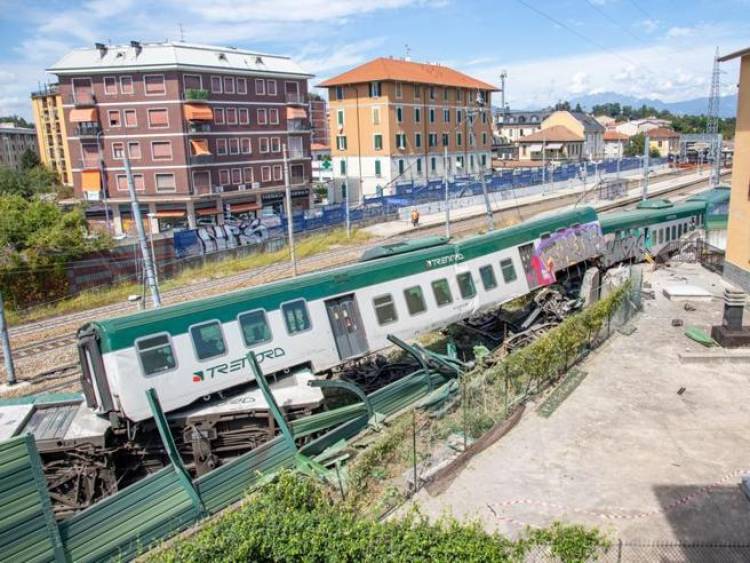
[190,320,227,360]
[282,299,311,334]
[431,278,453,306]
[479,265,497,290]
[500,258,517,283]
[658,229,664,244]
[136,334,176,375]
[404,286,427,315]
[238,309,272,347]
[456,272,476,299]
[671,225,677,240]
[373,294,398,325]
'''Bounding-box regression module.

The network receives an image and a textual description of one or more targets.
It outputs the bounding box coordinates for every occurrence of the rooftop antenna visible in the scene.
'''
[179,23,185,42]
[404,43,411,61]
[499,70,508,114]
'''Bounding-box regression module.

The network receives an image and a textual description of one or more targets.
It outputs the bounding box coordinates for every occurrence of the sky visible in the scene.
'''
[0,0,747,120]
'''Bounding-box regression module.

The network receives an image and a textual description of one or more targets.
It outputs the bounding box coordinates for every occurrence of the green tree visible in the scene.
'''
[20,148,41,170]
[0,195,110,308]
[0,165,58,198]
[0,115,32,128]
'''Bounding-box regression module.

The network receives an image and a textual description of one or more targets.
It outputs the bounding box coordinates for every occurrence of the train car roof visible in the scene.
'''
[90,207,597,353]
[686,186,731,205]
[599,200,706,233]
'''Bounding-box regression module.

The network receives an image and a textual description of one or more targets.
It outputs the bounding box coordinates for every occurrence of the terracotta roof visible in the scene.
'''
[317,57,497,90]
[603,130,629,141]
[311,143,329,151]
[517,125,583,143]
[646,127,680,139]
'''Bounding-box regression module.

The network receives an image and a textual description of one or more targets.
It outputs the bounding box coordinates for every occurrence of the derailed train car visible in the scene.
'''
[1,192,725,513]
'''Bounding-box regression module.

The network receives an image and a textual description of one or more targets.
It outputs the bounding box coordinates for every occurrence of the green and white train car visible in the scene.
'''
[78,207,602,423]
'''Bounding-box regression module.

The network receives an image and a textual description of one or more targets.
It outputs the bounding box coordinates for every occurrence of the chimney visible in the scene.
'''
[95,42,107,58]
[130,41,142,56]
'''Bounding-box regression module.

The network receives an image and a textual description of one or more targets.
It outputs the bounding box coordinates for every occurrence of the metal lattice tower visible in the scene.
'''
[706,47,722,187]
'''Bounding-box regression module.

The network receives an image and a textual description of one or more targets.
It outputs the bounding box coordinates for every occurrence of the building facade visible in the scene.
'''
[0,123,37,170]
[31,84,73,185]
[603,130,628,159]
[48,41,314,234]
[719,47,750,291]
[319,58,496,201]
[614,118,671,137]
[516,125,584,162]
[542,111,605,160]
[309,97,329,147]
[646,127,680,157]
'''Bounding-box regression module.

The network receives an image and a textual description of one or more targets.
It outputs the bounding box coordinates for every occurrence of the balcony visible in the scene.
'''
[66,92,97,106]
[185,88,209,101]
[188,122,212,133]
[76,123,101,137]
[287,119,312,133]
[189,154,215,165]
[287,148,306,160]
[285,92,306,105]
[290,175,306,186]
[75,158,100,170]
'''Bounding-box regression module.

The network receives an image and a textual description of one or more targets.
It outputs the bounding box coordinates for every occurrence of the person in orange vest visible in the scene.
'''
[411,207,420,227]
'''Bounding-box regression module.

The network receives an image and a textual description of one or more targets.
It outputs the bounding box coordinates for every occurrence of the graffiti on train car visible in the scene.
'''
[527,221,603,287]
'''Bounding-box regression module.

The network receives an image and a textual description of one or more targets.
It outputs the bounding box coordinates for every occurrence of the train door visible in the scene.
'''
[325,294,369,360]
[518,243,539,289]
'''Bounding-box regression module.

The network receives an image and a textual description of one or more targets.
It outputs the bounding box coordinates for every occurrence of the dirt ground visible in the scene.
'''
[412,262,750,548]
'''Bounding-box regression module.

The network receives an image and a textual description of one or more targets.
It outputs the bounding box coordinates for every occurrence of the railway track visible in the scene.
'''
[2,171,720,365]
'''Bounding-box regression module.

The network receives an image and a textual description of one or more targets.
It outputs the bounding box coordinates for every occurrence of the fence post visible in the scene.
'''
[146,388,206,518]
[247,352,296,451]
[24,434,66,563]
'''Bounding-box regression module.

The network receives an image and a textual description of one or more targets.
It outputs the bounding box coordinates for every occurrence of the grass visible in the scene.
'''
[7,228,372,326]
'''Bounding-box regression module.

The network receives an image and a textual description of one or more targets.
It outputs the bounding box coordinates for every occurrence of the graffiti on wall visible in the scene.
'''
[524,220,603,288]
[174,219,271,258]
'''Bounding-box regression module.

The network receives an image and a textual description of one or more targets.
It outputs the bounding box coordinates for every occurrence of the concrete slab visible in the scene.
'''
[411,263,750,545]
[679,351,750,363]
[662,285,714,301]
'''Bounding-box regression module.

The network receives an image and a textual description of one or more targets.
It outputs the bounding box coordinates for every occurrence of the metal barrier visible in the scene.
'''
[0,348,456,562]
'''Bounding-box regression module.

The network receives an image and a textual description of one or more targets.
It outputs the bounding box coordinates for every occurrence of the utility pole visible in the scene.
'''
[499,70,508,113]
[283,145,297,277]
[124,155,161,307]
[96,129,112,234]
[147,212,159,285]
[0,292,16,386]
[344,156,351,238]
[541,129,546,196]
[443,145,451,238]
[706,46,721,188]
[641,134,650,200]
[479,162,495,231]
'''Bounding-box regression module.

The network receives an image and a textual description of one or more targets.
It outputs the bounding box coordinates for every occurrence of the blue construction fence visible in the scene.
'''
[277,157,665,235]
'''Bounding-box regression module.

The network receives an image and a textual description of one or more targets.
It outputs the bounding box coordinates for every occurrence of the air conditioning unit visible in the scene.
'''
[238,184,247,191]
[251,182,260,189]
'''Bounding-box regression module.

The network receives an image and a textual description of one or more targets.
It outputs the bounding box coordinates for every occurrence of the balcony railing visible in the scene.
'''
[188,122,212,133]
[287,120,312,132]
[189,154,215,165]
[76,123,101,137]
[287,148,306,160]
[66,92,96,106]
[290,175,306,186]
[75,158,100,170]
[285,92,306,104]
[185,88,210,101]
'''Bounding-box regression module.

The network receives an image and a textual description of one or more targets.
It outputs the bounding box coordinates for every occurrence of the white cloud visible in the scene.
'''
[468,33,744,109]
[666,26,694,38]
[638,19,659,33]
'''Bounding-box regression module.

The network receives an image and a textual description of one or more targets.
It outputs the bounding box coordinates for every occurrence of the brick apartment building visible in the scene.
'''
[319,57,496,201]
[48,41,314,234]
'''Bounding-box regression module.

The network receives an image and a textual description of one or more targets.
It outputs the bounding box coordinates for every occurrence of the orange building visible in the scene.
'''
[719,47,750,291]
[318,58,497,201]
